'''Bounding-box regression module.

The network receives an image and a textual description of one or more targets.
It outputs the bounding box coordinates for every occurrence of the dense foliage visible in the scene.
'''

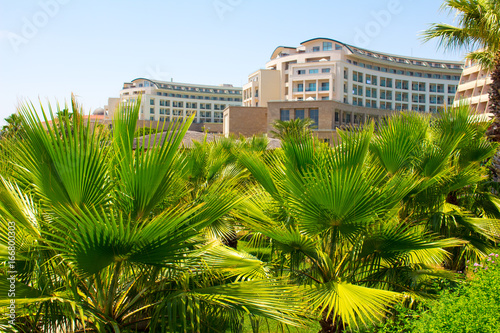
[0,98,499,333]
[414,253,500,333]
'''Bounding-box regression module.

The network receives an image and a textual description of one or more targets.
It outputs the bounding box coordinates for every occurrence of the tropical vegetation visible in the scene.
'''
[0,97,499,332]
[423,0,500,177]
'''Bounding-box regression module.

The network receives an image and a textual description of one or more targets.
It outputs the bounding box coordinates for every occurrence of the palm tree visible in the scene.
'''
[422,0,500,177]
[370,108,500,270]
[271,118,316,141]
[236,106,500,332]
[237,121,467,332]
[0,97,306,332]
[1,113,23,139]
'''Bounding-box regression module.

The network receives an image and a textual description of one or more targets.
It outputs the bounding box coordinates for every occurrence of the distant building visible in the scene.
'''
[225,37,467,143]
[243,37,463,113]
[454,58,493,114]
[118,78,242,124]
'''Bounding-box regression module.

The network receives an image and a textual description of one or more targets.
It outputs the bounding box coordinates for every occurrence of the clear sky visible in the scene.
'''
[0,0,468,124]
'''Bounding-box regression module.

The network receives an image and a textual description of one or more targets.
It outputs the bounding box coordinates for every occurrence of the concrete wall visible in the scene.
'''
[223,106,268,137]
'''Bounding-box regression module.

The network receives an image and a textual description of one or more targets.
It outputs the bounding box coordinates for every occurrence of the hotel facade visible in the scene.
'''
[222,38,467,142]
[118,78,242,124]
[242,38,463,113]
[454,58,493,114]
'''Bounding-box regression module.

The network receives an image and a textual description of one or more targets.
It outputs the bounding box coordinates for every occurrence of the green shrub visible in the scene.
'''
[413,253,500,333]
[134,126,157,137]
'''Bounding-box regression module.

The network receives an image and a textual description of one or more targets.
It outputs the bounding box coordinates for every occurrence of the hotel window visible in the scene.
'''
[150,99,155,105]
[344,69,348,79]
[323,42,332,51]
[322,68,331,73]
[298,70,306,75]
[313,46,320,52]
[353,71,363,83]
[335,44,342,50]
[353,84,363,96]
[160,100,165,106]
[150,116,154,121]
[307,83,317,92]
[309,69,319,74]
[150,108,155,114]
[321,82,330,91]
[280,109,290,121]
[309,109,319,127]
[295,109,305,119]
[297,83,304,92]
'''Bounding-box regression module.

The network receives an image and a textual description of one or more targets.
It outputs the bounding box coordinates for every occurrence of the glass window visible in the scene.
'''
[323,42,332,51]
[335,44,342,50]
[298,70,306,75]
[309,109,319,127]
[308,83,317,91]
[295,109,304,119]
[313,46,320,52]
[150,99,155,105]
[150,108,155,114]
[322,68,331,73]
[309,69,319,74]
[321,82,330,91]
[280,109,290,121]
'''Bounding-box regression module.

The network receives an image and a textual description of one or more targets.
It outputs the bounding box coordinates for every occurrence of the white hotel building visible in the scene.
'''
[119,78,242,124]
[243,38,463,113]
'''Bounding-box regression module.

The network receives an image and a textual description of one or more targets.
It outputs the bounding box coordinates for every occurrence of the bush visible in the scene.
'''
[134,126,157,137]
[413,253,500,333]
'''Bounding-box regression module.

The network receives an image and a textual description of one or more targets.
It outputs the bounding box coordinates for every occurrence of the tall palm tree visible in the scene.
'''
[422,0,500,177]
[0,97,306,332]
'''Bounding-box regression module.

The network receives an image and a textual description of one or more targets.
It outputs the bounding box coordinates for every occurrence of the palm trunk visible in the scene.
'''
[319,315,347,333]
[487,52,500,182]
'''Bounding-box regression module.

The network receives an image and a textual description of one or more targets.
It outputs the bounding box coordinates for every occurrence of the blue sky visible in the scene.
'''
[0,0,468,124]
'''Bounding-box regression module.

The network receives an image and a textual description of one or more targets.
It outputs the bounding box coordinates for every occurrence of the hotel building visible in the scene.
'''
[242,38,463,113]
[454,58,493,114]
[119,78,242,124]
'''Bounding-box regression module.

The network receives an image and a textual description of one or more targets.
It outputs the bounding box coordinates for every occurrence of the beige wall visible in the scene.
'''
[243,69,281,107]
[454,59,492,114]
[223,106,268,137]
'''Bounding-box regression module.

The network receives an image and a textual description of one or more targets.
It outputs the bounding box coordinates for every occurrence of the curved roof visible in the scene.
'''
[130,78,160,88]
[300,37,354,52]
[270,37,463,67]
[270,46,297,60]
